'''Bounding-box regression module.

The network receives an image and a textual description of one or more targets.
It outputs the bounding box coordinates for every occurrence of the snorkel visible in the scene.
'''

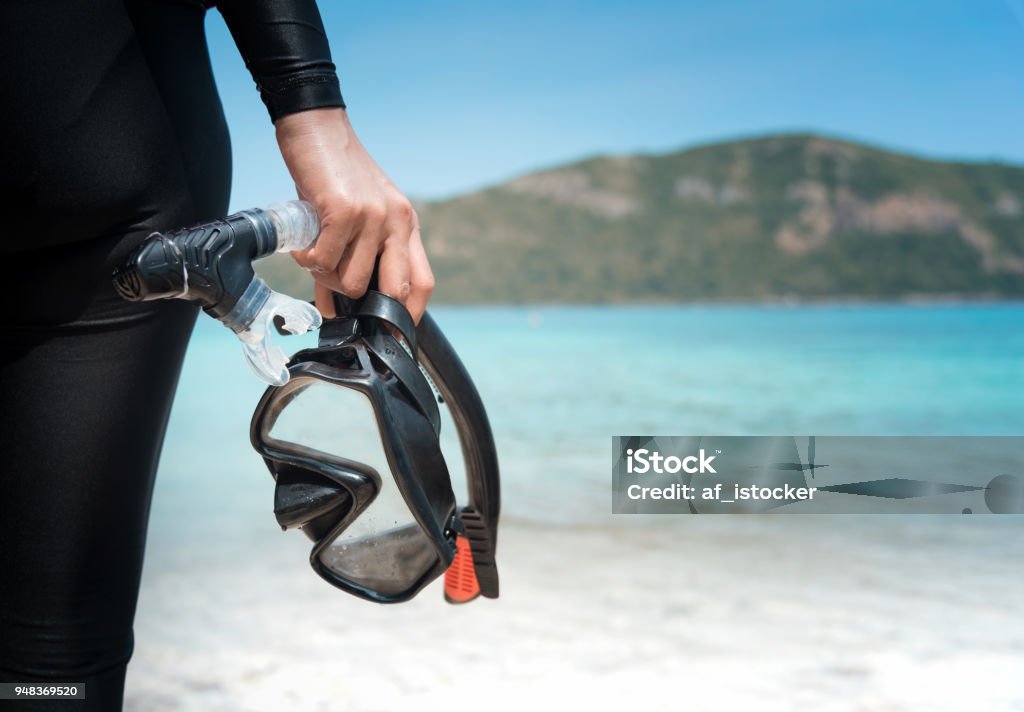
[113,201,323,385]
[112,202,500,604]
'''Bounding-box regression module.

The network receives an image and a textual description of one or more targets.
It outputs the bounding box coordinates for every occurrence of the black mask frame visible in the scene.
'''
[250,292,499,604]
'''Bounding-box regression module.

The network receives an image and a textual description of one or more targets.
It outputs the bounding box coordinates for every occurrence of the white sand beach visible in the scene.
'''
[127,515,1024,711]
[126,307,1024,710]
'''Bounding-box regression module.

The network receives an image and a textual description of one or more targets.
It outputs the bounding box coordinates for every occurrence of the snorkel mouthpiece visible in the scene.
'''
[113,201,322,384]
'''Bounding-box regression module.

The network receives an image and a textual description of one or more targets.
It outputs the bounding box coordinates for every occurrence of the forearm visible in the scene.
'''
[214,0,434,320]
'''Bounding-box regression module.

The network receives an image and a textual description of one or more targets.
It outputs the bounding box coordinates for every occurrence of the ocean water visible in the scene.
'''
[132,304,1024,711]
[153,303,1024,532]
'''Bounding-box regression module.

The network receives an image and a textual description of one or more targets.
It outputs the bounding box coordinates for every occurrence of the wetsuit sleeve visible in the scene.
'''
[215,0,345,122]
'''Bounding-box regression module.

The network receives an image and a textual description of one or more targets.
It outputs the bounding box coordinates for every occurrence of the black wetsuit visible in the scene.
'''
[0,2,343,708]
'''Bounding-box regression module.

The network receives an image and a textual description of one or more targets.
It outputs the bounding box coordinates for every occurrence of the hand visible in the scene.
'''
[275,107,434,322]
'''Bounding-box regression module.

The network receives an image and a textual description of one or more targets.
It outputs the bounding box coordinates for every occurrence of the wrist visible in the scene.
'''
[275,107,350,143]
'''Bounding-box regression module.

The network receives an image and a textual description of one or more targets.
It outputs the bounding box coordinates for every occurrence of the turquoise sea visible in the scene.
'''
[131,304,1024,711]
[152,302,1024,532]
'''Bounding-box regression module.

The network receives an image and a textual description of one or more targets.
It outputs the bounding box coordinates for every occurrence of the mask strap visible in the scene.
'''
[362,323,442,434]
[358,291,418,354]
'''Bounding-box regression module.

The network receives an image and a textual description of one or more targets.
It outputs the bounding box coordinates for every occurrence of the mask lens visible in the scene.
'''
[318,523,439,596]
[267,378,440,595]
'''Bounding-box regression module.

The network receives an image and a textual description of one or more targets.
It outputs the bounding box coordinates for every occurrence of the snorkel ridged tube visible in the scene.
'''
[112,200,323,385]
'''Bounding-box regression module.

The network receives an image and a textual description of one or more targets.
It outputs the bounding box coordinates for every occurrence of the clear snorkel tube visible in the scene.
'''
[113,200,323,385]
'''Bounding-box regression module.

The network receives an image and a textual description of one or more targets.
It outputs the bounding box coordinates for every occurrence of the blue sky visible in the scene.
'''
[205,0,1024,208]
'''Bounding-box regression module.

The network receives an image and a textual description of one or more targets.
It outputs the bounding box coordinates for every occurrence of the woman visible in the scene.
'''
[0,1,432,709]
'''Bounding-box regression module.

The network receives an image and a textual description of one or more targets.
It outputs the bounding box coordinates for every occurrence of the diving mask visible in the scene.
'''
[250,291,500,604]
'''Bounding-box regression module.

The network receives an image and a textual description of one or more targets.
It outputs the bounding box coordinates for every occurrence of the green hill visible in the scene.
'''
[258,133,1024,303]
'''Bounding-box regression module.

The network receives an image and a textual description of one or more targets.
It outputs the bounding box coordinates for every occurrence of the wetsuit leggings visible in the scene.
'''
[0,2,231,709]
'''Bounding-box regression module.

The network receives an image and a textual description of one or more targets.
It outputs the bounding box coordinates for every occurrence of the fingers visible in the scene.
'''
[405,221,435,324]
[291,201,360,285]
[375,199,415,305]
[312,222,433,324]
[377,235,411,304]
[314,282,336,318]
[334,229,380,298]
[320,194,417,303]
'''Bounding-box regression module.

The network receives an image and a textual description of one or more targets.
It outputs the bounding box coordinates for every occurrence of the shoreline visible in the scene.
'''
[426,296,1024,309]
